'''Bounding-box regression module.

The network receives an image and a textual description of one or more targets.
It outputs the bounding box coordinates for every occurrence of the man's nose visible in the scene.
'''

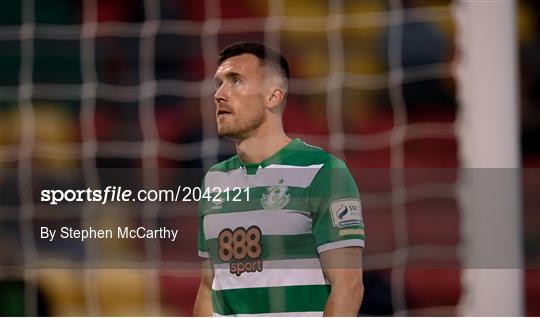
[214,85,228,104]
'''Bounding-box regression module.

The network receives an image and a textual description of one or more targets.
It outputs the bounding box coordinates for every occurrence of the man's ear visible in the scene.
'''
[267,88,285,109]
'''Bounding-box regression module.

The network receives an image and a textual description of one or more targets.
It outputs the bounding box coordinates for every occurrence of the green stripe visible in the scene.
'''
[208,234,318,264]
[212,284,330,315]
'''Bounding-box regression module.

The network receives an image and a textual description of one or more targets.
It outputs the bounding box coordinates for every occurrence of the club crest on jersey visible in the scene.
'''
[261,178,291,210]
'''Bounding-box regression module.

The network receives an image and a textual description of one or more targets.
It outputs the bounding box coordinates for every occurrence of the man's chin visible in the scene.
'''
[218,128,248,141]
[218,129,240,141]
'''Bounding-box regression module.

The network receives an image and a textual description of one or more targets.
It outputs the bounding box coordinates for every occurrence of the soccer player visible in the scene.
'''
[193,42,365,316]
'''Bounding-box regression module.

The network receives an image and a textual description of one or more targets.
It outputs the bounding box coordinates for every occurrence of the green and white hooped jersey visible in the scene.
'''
[197,138,365,316]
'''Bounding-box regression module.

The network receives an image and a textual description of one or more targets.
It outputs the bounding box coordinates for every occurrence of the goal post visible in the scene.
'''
[454,0,523,315]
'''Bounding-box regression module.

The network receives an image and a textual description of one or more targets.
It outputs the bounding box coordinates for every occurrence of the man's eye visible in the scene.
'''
[232,77,241,84]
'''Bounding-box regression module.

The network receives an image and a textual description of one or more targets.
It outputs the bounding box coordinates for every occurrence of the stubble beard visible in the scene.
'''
[217,108,266,141]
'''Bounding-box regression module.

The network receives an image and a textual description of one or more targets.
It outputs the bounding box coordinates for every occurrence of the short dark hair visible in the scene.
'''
[217,41,290,80]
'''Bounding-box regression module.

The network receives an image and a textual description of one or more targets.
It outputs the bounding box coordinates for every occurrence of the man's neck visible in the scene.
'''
[235,129,292,164]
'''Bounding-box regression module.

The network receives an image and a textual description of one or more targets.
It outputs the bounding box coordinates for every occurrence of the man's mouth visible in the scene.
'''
[217,109,232,117]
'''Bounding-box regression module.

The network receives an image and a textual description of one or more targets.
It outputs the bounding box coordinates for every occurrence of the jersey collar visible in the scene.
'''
[236,138,301,174]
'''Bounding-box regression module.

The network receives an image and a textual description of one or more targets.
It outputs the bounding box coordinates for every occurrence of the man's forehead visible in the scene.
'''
[215,54,261,76]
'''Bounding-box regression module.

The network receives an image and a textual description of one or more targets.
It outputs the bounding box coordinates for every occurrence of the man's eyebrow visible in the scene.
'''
[224,71,243,79]
[214,71,243,83]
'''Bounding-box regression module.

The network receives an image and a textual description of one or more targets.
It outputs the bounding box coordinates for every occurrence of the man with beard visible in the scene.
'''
[193,42,365,316]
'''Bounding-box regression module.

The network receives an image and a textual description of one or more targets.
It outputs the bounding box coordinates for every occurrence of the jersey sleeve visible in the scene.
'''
[197,176,209,258]
[309,158,365,254]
